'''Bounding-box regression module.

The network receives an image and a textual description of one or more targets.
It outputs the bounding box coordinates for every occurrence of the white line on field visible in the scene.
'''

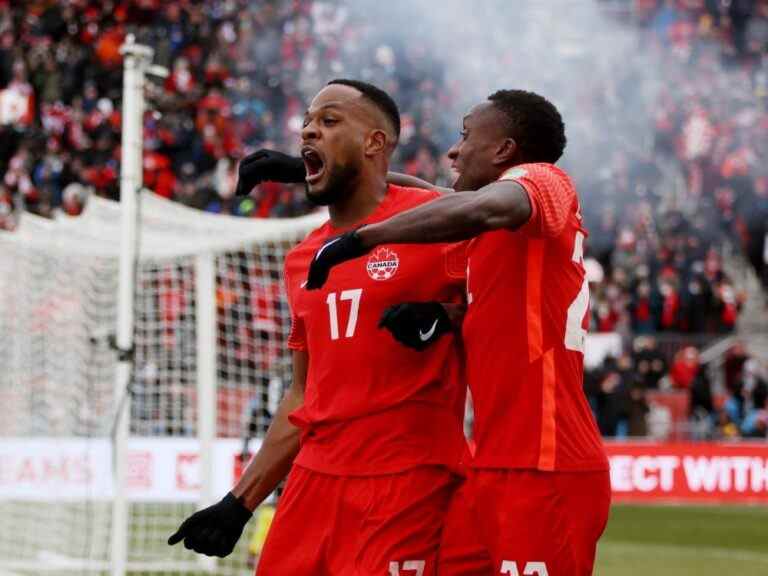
[602,541,768,564]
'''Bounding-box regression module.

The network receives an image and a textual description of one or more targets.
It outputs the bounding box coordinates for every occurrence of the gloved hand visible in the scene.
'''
[167,492,252,557]
[235,149,306,196]
[306,229,369,289]
[378,302,452,351]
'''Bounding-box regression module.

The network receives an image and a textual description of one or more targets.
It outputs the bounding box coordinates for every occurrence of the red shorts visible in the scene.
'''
[256,464,458,576]
[437,478,493,575]
[439,469,611,575]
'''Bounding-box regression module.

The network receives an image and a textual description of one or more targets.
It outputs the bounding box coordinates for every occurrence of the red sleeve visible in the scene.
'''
[283,263,307,352]
[499,164,576,238]
[287,314,307,351]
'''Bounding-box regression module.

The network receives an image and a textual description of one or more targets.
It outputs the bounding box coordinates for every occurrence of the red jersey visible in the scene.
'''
[284,185,468,476]
[463,163,608,472]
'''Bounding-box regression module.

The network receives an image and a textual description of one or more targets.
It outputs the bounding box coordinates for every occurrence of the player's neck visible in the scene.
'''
[328,176,388,229]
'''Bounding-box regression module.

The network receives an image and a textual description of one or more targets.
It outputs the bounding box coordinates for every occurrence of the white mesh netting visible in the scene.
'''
[0,192,324,575]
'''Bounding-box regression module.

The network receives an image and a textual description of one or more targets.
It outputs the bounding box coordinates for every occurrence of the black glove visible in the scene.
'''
[378,302,452,351]
[306,230,369,289]
[167,492,252,558]
[235,149,306,196]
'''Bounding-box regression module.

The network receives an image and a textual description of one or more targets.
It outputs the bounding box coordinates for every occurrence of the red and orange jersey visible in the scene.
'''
[464,163,608,472]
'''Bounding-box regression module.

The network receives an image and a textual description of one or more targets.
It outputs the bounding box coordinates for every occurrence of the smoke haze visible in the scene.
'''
[340,0,659,173]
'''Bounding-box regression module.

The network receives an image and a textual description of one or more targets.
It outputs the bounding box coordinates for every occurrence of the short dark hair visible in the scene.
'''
[487,89,566,163]
[327,78,401,141]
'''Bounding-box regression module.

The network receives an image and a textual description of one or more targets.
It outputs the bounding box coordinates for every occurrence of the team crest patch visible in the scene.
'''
[503,167,528,180]
[366,247,399,281]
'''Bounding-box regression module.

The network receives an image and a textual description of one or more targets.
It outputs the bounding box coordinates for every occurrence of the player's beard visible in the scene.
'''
[305,162,359,206]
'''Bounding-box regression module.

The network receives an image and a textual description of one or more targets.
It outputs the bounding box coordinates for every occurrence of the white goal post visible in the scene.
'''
[0,37,324,576]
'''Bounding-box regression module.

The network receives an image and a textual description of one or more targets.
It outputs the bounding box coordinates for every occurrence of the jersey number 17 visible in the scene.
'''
[325,289,363,340]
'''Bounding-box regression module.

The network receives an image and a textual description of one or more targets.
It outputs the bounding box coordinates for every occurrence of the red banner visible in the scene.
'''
[604,442,768,503]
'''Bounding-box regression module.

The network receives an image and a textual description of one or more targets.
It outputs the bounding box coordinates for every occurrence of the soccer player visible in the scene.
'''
[168,79,470,575]
[304,90,612,575]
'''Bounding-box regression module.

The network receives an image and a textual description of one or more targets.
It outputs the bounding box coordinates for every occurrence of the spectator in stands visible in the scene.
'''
[723,376,747,432]
[724,343,751,392]
[669,345,701,390]
[0,59,35,130]
[741,381,768,438]
[689,363,716,439]
[586,355,635,438]
[60,181,89,216]
[633,336,667,390]
[629,278,656,334]
[0,183,14,230]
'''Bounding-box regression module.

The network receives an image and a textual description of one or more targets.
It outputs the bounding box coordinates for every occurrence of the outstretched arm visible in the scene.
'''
[387,172,453,195]
[168,350,308,557]
[358,180,531,248]
[304,180,532,290]
[231,349,307,510]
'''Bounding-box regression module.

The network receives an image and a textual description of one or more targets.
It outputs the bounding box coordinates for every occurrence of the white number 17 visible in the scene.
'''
[326,289,362,340]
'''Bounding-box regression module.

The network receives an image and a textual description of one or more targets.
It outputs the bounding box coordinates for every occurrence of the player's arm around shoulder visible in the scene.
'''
[359,178,532,248]
[387,171,454,195]
[303,176,533,291]
[464,178,534,231]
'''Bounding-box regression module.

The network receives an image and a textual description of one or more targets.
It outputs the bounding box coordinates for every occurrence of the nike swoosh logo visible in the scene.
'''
[419,319,439,341]
[315,237,343,260]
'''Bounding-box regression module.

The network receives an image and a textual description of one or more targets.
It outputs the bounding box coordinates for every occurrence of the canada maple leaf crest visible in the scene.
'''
[366,247,400,281]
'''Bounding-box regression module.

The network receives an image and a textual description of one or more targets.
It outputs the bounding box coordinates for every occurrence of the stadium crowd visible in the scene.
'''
[584,0,768,336]
[585,336,768,439]
[581,0,768,440]
[0,0,456,221]
[1,0,767,440]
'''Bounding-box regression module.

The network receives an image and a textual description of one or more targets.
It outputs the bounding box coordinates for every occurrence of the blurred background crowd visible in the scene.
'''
[585,336,768,440]
[1,0,767,440]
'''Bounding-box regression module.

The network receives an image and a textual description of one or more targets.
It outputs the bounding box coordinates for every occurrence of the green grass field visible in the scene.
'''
[595,505,768,576]
[3,503,766,575]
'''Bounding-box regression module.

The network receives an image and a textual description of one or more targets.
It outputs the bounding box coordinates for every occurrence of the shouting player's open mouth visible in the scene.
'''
[302,146,326,186]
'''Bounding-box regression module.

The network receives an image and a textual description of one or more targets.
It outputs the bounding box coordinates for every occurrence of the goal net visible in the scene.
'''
[0,191,324,575]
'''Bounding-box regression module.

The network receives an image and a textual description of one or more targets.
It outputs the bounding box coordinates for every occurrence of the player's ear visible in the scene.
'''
[364,129,388,157]
[493,138,517,166]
